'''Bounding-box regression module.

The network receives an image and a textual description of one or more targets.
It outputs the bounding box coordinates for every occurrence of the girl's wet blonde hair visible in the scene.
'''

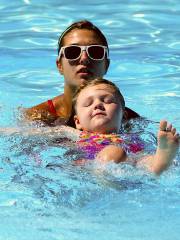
[72,78,125,113]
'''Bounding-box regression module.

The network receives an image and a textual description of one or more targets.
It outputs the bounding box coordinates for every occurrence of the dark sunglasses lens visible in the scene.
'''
[88,46,105,59]
[64,46,81,60]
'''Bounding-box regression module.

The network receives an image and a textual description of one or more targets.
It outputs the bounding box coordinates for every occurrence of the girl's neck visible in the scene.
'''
[81,129,118,135]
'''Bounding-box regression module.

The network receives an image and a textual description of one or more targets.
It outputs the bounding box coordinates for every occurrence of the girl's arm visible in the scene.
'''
[137,120,179,175]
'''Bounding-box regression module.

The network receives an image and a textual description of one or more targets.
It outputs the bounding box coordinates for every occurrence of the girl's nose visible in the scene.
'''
[94,100,105,110]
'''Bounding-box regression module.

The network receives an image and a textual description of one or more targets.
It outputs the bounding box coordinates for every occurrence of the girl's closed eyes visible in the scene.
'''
[81,94,116,108]
[103,95,116,104]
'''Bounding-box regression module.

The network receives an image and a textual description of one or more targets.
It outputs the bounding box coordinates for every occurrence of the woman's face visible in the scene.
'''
[57,29,109,88]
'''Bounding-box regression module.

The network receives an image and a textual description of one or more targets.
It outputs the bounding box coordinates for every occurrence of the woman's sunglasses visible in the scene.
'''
[58,45,108,61]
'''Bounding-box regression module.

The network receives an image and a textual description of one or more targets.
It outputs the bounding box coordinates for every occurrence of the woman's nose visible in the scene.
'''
[79,50,90,64]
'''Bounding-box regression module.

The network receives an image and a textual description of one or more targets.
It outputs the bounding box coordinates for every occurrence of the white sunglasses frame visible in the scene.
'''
[58,45,109,61]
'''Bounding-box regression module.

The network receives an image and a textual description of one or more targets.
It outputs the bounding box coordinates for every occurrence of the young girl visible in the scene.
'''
[71,78,179,174]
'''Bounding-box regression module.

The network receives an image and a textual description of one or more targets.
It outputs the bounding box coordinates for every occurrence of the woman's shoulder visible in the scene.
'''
[124,107,140,120]
[23,94,64,123]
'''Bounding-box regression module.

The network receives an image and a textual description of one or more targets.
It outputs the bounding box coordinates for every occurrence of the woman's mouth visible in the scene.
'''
[77,68,92,77]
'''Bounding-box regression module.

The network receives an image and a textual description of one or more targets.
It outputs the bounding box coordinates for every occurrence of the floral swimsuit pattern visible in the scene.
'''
[77,131,144,160]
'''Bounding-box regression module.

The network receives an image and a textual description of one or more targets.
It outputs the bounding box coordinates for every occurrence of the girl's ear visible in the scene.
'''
[56,59,63,75]
[74,115,83,130]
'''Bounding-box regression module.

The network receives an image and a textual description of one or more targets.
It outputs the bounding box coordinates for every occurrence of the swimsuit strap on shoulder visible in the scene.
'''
[47,99,58,116]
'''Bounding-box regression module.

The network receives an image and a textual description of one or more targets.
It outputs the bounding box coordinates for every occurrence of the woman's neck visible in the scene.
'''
[63,84,77,117]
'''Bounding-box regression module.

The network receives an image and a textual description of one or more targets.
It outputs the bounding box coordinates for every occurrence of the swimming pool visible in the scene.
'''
[0,0,180,239]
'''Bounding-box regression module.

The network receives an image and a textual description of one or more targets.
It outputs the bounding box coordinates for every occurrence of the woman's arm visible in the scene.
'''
[0,125,81,141]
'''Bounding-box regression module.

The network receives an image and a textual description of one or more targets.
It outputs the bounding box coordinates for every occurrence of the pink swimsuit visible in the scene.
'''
[77,131,144,160]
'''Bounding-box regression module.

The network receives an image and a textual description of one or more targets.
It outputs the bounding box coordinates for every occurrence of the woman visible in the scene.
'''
[25,20,139,126]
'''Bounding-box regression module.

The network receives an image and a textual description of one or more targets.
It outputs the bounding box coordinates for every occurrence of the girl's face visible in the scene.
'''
[56,29,109,88]
[74,84,123,134]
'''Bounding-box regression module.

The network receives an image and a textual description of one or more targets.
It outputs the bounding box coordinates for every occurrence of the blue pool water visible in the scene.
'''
[0,0,180,239]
